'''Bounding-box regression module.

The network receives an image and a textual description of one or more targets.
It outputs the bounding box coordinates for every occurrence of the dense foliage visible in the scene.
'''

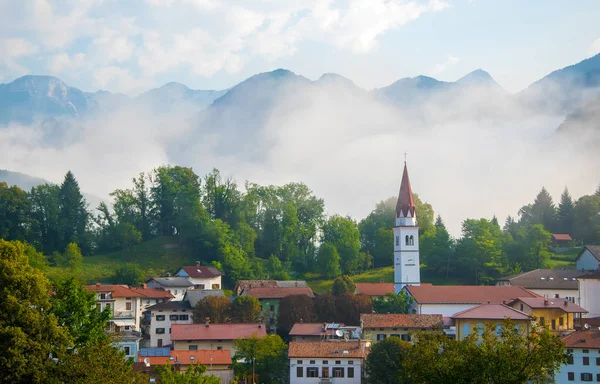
[233,335,288,384]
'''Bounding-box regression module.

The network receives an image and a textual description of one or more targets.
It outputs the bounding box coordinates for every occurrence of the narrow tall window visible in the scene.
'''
[396,236,399,246]
[409,235,414,245]
[405,235,409,245]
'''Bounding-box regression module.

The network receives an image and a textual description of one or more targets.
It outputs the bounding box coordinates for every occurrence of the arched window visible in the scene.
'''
[405,235,409,245]
[395,236,399,246]
[409,235,414,245]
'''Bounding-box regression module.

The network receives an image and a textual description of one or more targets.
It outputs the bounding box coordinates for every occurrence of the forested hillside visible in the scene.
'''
[1,166,599,286]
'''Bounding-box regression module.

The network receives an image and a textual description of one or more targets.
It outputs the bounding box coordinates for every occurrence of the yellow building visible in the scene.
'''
[451,303,531,341]
[360,313,443,343]
[509,297,587,334]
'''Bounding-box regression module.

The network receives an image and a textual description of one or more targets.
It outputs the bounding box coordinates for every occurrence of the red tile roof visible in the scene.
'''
[510,297,588,314]
[360,314,443,329]
[405,285,540,304]
[289,323,346,336]
[288,341,368,359]
[129,287,174,299]
[355,283,394,297]
[138,350,231,366]
[241,287,314,299]
[396,163,415,218]
[552,234,573,241]
[85,284,174,299]
[180,266,223,279]
[451,303,531,320]
[171,323,266,341]
[562,330,600,348]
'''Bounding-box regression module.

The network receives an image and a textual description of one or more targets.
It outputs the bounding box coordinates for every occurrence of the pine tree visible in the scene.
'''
[595,183,600,196]
[59,171,89,252]
[531,187,557,232]
[557,187,575,235]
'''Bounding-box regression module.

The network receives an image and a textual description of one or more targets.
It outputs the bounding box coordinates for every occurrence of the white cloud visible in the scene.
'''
[48,52,86,73]
[431,55,460,75]
[590,38,600,57]
[0,38,38,79]
[93,66,147,93]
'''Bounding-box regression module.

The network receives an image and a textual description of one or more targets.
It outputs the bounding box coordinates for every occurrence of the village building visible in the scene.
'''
[496,268,580,304]
[239,285,314,333]
[508,297,587,335]
[577,270,600,318]
[354,283,394,298]
[403,284,540,317]
[450,303,531,341]
[288,341,368,384]
[170,322,266,357]
[576,246,600,272]
[146,277,193,301]
[175,262,223,290]
[393,162,421,293]
[147,300,193,347]
[234,280,309,296]
[555,329,600,383]
[183,289,226,308]
[289,323,360,342]
[360,313,443,343]
[552,233,573,248]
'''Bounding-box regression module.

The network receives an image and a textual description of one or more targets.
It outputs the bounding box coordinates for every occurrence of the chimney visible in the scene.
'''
[166,272,171,278]
[96,283,101,287]
[544,299,549,306]
[258,323,262,329]
[205,317,210,327]
[295,282,298,287]
[143,283,147,289]
[196,261,201,268]
[487,301,491,304]
[564,300,568,307]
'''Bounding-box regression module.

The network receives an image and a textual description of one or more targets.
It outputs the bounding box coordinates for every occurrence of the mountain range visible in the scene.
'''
[0,53,599,136]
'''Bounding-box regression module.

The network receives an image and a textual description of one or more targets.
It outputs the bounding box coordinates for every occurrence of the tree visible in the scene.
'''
[0,181,30,241]
[28,183,61,254]
[0,240,70,382]
[317,243,341,278]
[366,337,411,384]
[192,296,231,324]
[315,294,338,323]
[573,195,600,244]
[403,321,567,384]
[373,291,414,314]
[58,171,90,253]
[321,215,361,274]
[422,216,454,278]
[231,296,262,323]
[50,277,111,348]
[277,295,317,334]
[202,168,242,227]
[233,335,288,384]
[359,197,395,268]
[595,183,600,196]
[414,193,435,236]
[64,242,84,270]
[519,187,557,232]
[154,363,220,384]
[331,274,356,296]
[265,254,291,280]
[524,224,552,269]
[114,263,144,286]
[335,293,373,325]
[557,187,575,235]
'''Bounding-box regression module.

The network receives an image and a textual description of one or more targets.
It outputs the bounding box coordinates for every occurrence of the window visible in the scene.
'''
[212,284,220,289]
[100,293,106,300]
[555,294,560,298]
[409,235,414,245]
[462,323,470,337]
[335,361,341,365]
[597,374,600,382]
[520,304,524,311]
[583,349,590,353]
[105,303,111,311]
[348,361,354,365]
[156,315,165,321]
[216,346,223,350]
[157,339,163,347]
[322,367,329,378]
[296,367,303,378]
[306,367,318,377]
[332,368,344,378]
[395,236,399,246]
[567,355,574,365]
[297,360,303,364]
[583,357,590,365]
[174,290,178,295]
[596,357,600,366]
[125,302,132,311]
[309,360,315,365]
[170,315,178,321]
[539,317,545,326]
[156,328,165,334]
[197,284,205,289]
[401,334,411,342]
[322,360,328,365]
[348,367,355,378]
[581,373,593,381]
[377,334,386,341]
[179,315,189,321]
[405,235,409,245]
[567,372,574,381]
[551,319,556,330]
[559,317,564,326]
[270,305,275,311]
[189,345,198,350]
[123,346,130,355]
[169,328,171,334]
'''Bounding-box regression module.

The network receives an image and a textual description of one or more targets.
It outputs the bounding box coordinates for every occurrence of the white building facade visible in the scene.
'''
[148,301,193,348]
[176,263,223,290]
[146,277,192,301]
[555,330,600,383]
[393,163,421,293]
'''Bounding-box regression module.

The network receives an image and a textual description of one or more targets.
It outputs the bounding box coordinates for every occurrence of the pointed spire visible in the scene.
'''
[396,163,415,218]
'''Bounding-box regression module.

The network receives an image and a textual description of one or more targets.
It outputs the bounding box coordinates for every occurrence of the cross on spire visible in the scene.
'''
[403,151,408,163]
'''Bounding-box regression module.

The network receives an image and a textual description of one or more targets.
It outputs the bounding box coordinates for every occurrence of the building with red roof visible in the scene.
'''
[508,297,587,334]
[450,303,531,340]
[175,261,223,290]
[354,283,394,298]
[360,313,443,343]
[555,329,600,383]
[137,348,234,382]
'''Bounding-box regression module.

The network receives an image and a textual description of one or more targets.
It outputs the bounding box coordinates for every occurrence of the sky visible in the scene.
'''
[0,0,599,95]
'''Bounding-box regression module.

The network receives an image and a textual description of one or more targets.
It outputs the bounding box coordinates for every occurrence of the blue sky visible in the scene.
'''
[0,0,598,95]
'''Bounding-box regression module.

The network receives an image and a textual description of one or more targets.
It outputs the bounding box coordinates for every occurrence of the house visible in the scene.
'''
[146,277,193,301]
[450,303,531,341]
[289,323,360,342]
[495,268,580,304]
[240,286,315,333]
[577,271,600,318]
[403,285,540,317]
[148,300,193,347]
[176,262,223,289]
[360,313,443,343]
[354,283,394,298]
[508,297,587,334]
[552,234,573,248]
[288,341,368,384]
[576,246,600,272]
[555,329,600,383]
[131,286,177,313]
[183,289,226,309]
[171,322,267,357]
[137,348,234,383]
[234,280,309,296]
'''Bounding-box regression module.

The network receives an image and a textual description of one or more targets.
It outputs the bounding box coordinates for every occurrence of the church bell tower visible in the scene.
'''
[393,162,420,293]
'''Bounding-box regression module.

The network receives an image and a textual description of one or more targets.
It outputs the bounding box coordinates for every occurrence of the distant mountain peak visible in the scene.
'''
[161,82,190,91]
[456,69,501,89]
[316,73,358,88]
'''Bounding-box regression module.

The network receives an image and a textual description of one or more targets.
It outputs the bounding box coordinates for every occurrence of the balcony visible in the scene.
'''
[114,311,135,319]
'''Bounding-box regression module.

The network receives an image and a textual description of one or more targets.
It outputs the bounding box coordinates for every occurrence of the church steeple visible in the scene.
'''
[395,163,416,226]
